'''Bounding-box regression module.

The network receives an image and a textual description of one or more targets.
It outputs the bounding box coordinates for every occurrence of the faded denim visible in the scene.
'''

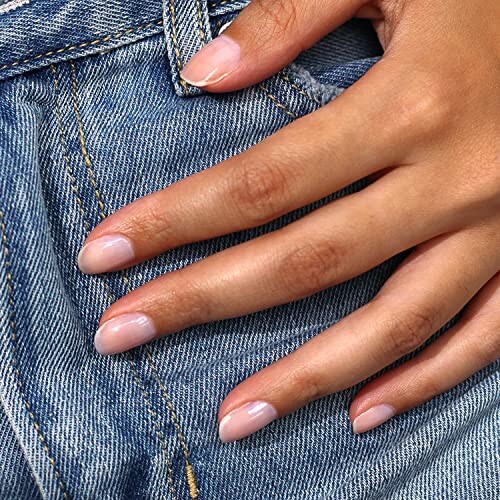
[0,0,498,498]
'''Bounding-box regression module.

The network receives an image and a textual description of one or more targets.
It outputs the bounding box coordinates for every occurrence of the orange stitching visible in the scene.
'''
[144,348,199,499]
[68,61,197,498]
[195,0,207,44]
[169,0,189,94]
[1,20,163,71]
[279,71,322,106]
[119,276,199,498]
[258,83,297,119]
[129,358,177,500]
[51,65,91,233]
[0,210,69,499]
[62,62,178,496]
[51,64,116,305]
[69,61,107,221]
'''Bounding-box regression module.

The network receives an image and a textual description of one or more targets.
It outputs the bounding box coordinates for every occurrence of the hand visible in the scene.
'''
[78,0,500,442]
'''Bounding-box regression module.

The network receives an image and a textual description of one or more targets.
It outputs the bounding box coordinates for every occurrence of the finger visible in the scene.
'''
[179,0,367,91]
[350,271,500,434]
[214,224,499,442]
[79,58,429,275]
[93,165,468,355]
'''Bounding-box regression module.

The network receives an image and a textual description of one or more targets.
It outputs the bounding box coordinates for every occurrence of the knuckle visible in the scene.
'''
[275,238,343,297]
[286,363,325,403]
[134,202,175,242]
[380,304,436,358]
[227,156,290,226]
[389,79,452,140]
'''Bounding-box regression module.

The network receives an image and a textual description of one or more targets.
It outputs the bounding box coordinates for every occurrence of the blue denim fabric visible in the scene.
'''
[0,0,498,499]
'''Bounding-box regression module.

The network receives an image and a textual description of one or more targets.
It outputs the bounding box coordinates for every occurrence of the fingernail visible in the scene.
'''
[94,313,156,355]
[218,401,278,443]
[180,35,240,87]
[352,404,395,434]
[78,234,134,274]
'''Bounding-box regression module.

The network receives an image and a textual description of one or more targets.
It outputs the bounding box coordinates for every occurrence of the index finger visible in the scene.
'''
[78,59,414,275]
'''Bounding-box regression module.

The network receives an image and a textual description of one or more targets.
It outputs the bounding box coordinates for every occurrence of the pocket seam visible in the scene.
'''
[0,210,69,498]
[66,59,200,500]
[0,19,163,74]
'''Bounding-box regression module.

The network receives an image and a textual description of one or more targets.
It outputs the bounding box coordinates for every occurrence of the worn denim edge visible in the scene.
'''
[0,19,164,81]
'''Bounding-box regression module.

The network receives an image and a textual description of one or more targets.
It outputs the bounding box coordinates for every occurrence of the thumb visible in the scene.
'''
[180,0,367,92]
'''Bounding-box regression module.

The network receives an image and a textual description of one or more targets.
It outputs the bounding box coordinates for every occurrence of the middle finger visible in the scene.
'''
[94,166,461,354]
[79,60,413,274]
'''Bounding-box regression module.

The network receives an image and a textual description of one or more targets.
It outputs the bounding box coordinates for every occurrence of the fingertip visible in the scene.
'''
[179,34,241,89]
[351,404,396,434]
[94,313,157,355]
[77,233,135,274]
[217,400,278,443]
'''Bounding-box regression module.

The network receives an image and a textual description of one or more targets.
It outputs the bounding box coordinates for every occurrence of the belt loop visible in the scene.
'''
[162,0,213,97]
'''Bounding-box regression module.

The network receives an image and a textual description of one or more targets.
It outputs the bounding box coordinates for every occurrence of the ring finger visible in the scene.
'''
[94,166,463,354]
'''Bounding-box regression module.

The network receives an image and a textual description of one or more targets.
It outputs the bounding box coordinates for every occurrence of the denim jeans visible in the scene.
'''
[0,0,498,498]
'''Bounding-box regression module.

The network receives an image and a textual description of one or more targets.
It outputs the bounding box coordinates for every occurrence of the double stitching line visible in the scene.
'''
[278,71,322,106]
[129,359,177,500]
[67,60,178,497]
[169,0,207,96]
[169,0,189,94]
[0,210,69,499]
[260,70,324,119]
[51,63,177,498]
[195,0,207,44]
[143,348,199,498]
[1,20,163,71]
[51,65,90,234]
[67,61,198,499]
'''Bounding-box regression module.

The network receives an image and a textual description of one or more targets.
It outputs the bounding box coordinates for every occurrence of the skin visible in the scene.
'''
[80,0,500,437]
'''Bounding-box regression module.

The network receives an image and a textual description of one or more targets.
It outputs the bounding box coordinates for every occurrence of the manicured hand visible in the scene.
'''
[78,0,500,442]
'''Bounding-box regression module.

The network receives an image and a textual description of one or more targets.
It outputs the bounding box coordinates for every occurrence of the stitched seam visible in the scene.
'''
[209,0,237,7]
[53,61,171,494]
[169,0,189,94]
[60,61,177,497]
[0,20,163,71]
[258,83,298,119]
[51,64,116,306]
[128,358,177,500]
[68,61,191,498]
[195,0,207,44]
[119,272,199,498]
[279,71,322,106]
[68,60,177,497]
[69,62,107,221]
[144,348,199,499]
[51,65,91,234]
[0,210,69,499]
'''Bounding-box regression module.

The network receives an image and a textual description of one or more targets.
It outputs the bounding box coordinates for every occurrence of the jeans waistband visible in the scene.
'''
[0,0,250,91]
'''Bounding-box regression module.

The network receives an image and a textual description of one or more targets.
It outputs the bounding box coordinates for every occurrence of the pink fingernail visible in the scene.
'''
[218,401,278,443]
[180,35,241,87]
[78,234,134,274]
[352,404,396,434]
[94,313,156,355]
